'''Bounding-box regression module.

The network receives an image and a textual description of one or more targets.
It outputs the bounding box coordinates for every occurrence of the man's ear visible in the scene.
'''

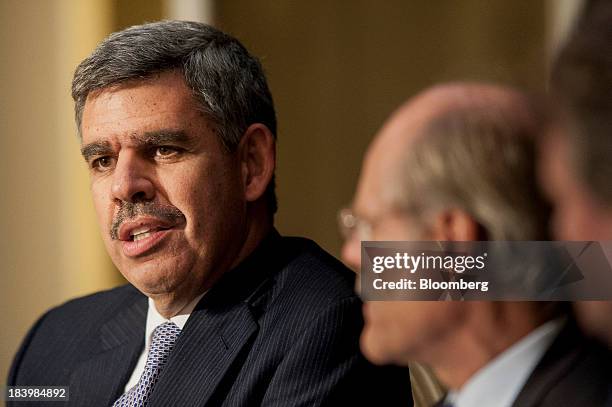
[237,123,276,202]
[428,208,480,241]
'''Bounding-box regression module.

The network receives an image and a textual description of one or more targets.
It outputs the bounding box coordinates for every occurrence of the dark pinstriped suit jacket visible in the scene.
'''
[8,231,413,406]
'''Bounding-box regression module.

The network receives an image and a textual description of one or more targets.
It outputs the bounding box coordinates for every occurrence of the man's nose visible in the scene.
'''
[111,151,155,203]
[341,234,362,273]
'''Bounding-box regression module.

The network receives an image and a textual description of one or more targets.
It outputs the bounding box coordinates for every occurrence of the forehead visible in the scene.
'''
[353,101,437,216]
[81,70,204,143]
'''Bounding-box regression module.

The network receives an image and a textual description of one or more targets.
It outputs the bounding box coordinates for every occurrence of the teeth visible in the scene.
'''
[131,226,151,236]
[133,232,153,241]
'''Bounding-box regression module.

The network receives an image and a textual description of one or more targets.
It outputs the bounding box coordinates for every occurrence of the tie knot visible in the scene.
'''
[152,321,181,342]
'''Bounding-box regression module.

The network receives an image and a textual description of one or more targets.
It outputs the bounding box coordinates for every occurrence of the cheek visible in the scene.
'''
[161,164,215,212]
[556,193,610,240]
[377,221,423,241]
[164,161,244,235]
[376,217,427,241]
[547,159,609,240]
[552,199,582,240]
[90,181,113,231]
[569,205,599,240]
[374,225,401,241]
[170,185,210,242]
[362,302,459,364]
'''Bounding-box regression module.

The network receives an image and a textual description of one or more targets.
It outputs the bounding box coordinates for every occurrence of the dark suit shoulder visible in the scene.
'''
[215,236,413,406]
[513,319,612,407]
[271,236,358,309]
[9,284,145,387]
[228,236,362,359]
[537,334,612,406]
[39,284,143,329]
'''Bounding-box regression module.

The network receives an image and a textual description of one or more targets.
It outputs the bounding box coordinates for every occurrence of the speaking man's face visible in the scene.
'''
[80,70,247,304]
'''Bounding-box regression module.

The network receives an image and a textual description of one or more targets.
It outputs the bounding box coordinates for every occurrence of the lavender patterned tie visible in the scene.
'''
[113,322,182,407]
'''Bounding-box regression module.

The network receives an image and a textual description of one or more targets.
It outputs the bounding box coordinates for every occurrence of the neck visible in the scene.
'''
[427,302,548,390]
[230,205,273,271]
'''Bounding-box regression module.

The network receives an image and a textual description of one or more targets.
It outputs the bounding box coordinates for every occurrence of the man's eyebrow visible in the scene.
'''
[80,131,194,161]
[136,130,192,146]
[81,141,112,161]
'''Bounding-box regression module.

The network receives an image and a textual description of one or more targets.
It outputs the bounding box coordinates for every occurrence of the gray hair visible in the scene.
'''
[72,20,277,212]
[396,91,550,240]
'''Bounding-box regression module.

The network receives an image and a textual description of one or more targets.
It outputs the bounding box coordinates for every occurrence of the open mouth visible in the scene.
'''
[116,215,185,258]
[130,226,172,242]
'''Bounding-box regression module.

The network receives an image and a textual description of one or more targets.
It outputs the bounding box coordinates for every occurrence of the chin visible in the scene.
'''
[120,261,186,294]
[360,329,397,366]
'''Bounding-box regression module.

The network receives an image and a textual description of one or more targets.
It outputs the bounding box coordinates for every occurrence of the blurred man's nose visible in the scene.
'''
[111,151,155,203]
[341,234,362,272]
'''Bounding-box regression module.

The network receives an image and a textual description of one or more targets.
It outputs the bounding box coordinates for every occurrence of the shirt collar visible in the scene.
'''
[144,293,206,351]
[446,318,565,407]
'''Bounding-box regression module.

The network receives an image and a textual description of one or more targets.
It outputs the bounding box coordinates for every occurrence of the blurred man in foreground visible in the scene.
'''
[341,83,612,406]
[8,21,412,406]
[541,0,612,346]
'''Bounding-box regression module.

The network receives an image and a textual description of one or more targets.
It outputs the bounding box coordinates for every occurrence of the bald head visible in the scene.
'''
[363,83,540,204]
[343,82,549,269]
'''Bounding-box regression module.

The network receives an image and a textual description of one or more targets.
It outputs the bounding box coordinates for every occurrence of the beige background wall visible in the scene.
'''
[2,0,573,385]
[217,0,547,255]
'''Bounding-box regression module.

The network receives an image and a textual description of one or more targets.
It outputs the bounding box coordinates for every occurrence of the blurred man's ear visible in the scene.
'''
[238,123,276,202]
[428,208,480,241]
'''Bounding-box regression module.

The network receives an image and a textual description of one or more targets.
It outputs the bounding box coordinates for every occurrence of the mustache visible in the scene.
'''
[110,202,185,240]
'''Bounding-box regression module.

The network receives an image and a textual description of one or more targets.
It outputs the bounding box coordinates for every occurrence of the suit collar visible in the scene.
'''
[147,229,286,406]
[70,288,147,405]
[99,289,148,350]
[148,301,258,406]
[511,317,585,407]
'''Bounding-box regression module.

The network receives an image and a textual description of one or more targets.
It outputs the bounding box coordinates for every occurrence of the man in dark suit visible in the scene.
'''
[8,21,412,406]
[340,82,612,406]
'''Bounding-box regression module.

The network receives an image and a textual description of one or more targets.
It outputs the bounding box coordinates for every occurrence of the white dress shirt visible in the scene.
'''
[445,318,565,407]
[123,293,206,392]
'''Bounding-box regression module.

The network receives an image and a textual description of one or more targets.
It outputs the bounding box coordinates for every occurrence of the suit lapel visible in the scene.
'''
[511,320,582,407]
[148,301,258,406]
[146,232,284,406]
[69,293,147,406]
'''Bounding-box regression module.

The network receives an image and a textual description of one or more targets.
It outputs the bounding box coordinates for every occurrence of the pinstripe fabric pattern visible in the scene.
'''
[9,231,414,406]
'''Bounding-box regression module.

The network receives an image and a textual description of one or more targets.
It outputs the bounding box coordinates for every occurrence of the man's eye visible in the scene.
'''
[91,156,115,171]
[155,146,180,157]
